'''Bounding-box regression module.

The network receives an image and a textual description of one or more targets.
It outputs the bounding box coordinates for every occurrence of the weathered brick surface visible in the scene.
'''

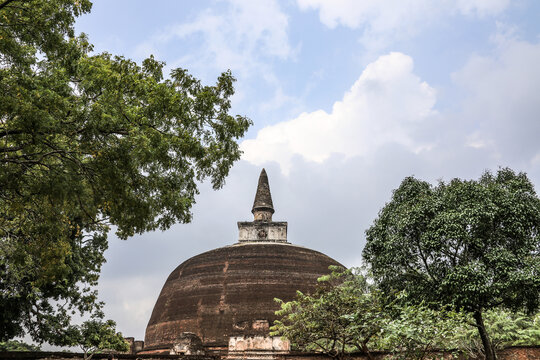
[497,346,540,360]
[0,352,217,360]
[144,243,342,351]
[1,347,538,360]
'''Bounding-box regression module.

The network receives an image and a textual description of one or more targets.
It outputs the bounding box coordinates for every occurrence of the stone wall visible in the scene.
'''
[497,346,540,360]
[0,352,218,360]
[228,336,290,352]
[275,346,540,360]
[124,337,144,354]
[2,346,538,360]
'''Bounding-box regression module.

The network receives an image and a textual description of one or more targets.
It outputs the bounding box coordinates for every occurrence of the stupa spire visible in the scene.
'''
[251,168,274,221]
[237,169,287,243]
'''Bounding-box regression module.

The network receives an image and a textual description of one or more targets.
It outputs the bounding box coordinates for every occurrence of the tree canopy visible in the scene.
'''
[271,267,385,360]
[454,309,540,357]
[363,168,540,359]
[0,0,251,343]
[0,339,41,352]
[67,320,129,360]
[272,268,479,360]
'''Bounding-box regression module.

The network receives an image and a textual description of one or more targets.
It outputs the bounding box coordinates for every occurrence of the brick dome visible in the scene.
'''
[144,169,343,352]
[144,242,342,351]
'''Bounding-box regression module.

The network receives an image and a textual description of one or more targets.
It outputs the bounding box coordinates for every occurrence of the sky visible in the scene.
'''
[71,0,540,341]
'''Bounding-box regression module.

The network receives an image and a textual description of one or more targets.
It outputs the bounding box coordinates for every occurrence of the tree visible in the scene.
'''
[363,168,540,360]
[0,340,41,352]
[272,268,469,360]
[0,0,251,343]
[67,320,129,360]
[271,267,386,360]
[374,294,467,360]
[455,309,540,357]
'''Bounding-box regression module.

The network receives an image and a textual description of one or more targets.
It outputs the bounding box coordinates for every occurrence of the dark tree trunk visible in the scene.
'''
[360,342,374,360]
[0,0,18,11]
[474,310,497,360]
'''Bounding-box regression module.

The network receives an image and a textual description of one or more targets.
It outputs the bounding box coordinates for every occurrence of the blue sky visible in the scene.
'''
[71,0,540,341]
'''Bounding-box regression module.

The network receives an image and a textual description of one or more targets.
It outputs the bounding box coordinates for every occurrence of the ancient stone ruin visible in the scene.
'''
[140,169,342,358]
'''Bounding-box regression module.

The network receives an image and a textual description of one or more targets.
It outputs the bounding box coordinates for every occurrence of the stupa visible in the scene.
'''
[143,169,343,354]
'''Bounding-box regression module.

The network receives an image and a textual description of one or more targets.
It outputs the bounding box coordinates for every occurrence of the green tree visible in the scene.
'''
[0,0,251,344]
[455,309,540,357]
[271,267,386,360]
[272,268,471,360]
[374,294,467,360]
[363,168,540,360]
[67,320,129,360]
[0,340,41,352]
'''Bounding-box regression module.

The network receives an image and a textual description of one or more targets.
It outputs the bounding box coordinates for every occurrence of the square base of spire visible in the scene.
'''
[237,221,288,243]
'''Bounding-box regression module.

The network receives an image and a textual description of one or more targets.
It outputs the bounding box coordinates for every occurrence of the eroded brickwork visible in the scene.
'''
[144,243,342,351]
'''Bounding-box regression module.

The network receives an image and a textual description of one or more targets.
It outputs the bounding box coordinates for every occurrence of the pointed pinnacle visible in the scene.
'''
[252,168,275,216]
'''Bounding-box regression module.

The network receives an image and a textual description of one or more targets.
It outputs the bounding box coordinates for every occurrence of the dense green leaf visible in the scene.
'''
[273,268,540,360]
[271,267,384,360]
[363,168,540,359]
[0,0,251,343]
[0,340,41,352]
[67,319,129,360]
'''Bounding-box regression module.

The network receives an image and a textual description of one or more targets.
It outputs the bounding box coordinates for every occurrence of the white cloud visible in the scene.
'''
[298,0,510,28]
[297,0,510,51]
[453,33,540,161]
[241,52,437,174]
[456,0,511,17]
[298,0,431,30]
[137,0,293,79]
[259,85,303,116]
[132,0,301,124]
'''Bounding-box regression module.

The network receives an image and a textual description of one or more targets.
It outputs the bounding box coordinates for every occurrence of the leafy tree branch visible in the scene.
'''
[0,0,251,343]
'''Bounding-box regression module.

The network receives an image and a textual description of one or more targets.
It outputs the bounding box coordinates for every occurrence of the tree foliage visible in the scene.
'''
[0,0,251,343]
[363,168,540,360]
[0,339,41,352]
[373,295,467,360]
[271,267,385,360]
[455,309,540,357]
[67,320,129,360]
[273,268,469,360]
[273,268,540,360]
